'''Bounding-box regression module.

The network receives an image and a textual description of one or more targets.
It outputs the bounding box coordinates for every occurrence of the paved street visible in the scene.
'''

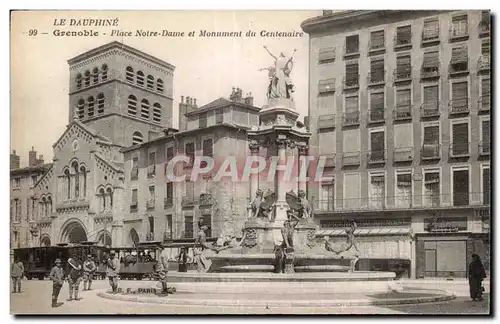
[10,277,490,315]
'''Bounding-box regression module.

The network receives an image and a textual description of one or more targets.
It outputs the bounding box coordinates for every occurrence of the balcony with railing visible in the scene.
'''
[478,96,490,112]
[317,114,335,130]
[319,153,336,168]
[394,104,412,121]
[421,29,440,45]
[449,60,469,77]
[318,47,336,64]
[421,144,441,160]
[147,165,156,178]
[146,198,155,210]
[393,147,413,162]
[394,32,412,50]
[448,98,469,115]
[368,109,385,124]
[164,196,173,208]
[420,102,440,118]
[343,44,360,59]
[130,168,138,181]
[342,152,361,166]
[420,64,440,79]
[342,76,359,90]
[393,68,412,83]
[367,71,385,86]
[342,111,360,126]
[367,149,386,164]
[477,55,490,72]
[479,141,490,156]
[449,142,470,158]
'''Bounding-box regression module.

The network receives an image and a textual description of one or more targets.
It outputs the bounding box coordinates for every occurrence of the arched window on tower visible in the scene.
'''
[84,70,91,87]
[97,93,105,114]
[156,78,164,93]
[136,71,145,86]
[41,197,47,218]
[107,187,114,208]
[152,103,162,124]
[72,161,79,198]
[80,166,87,197]
[101,64,108,81]
[99,188,105,212]
[92,67,99,84]
[127,95,137,116]
[76,73,82,90]
[87,96,95,117]
[47,196,52,216]
[147,75,154,90]
[125,66,134,82]
[77,99,85,119]
[65,169,71,200]
[140,99,150,119]
[132,131,143,145]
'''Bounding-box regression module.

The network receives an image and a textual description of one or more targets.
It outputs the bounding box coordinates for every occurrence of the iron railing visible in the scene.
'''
[394,33,413,47]
[478,96,490,111]
[479,141,490,155]
[393,68,412,81]
[420,65,440,79]
[449,26,469,40]
[394,105,412,120]
[478,55,490,71]
[342,76,360,89]
[449,142,470,157]
[420,103,440,117]
[367,150,386,164]
[368,109,385,123]
[449,98,469,114]
[342,111,360,126]
[367,71,386,85]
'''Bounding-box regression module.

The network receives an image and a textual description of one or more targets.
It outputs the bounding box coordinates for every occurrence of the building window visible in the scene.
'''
[369,59,384,83]
[422,17,439,41]
[152,103,162,123]
[97,93,105,115]
[131,156,139,180]
[156,78,164,93]
[449,46,468,74]
[148,185,155,209]
[215,108,224,124]
[450,81,468,113]
[80,166,87,197]
[165,146,174,174]
[127,95,137,115]
[99,188,106,212]
[480,78,490,110]
[345,61,359,87]
[395,25,412,46]
[76,73,82,89]
[452,168,469,206]
[148,151,156,178]
[141,99,150,119]
[480,119,490,154]
[184,215,194,238]
[136,71,145,86]
[131,189,138,211]
[451,122,469,156]
[185,142,195,167]
[199,112,207,128]
[125,66,134,82]
[344,95,359,125]
[369,30,385,50]
[345,34,359,54]
[320,182,334,211]
[369,92,384,122]
[369,173,385,209]
[30,175,37,186]
[369,130,385,163]
[450,14,468,38]
[185,181,194,200]
[482,166,490,205]
[132,131,143,145]
[395,55,411,80]
[64,169,70,199]
[421,51,439,77]
[77,99,85,119]
[395,172,412,208]
[84,70,91,87]
[165,215,173,240]
[422,124,440,158]
[318,78,335,94]
[395,89,411,119]
[318,47,335,63]
[165,182,173,206]
[13,177,20,188]
[92,67,99,84]
[101,64,108,81]
[479,10,490,34]
[422,85,439,115]
[423,170,440,206]
[147,75,154,90]
[202,139,213,169]
[87,96,95,117]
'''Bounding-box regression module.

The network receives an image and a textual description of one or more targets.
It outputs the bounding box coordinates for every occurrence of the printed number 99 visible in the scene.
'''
[28,29,38,36]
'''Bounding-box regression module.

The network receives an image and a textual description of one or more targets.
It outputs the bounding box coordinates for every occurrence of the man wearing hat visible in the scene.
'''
[106,250,120,294]
[49,258,64,307]
[11,257,24,293]
[66,255,83,301]
[82,254,96,291]
[156,244,170,296]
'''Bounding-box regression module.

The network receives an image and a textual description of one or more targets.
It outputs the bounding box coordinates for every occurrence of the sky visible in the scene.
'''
[10,10,320,167]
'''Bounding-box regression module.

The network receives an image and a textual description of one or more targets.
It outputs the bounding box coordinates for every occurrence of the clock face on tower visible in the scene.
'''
[72,139,79,152]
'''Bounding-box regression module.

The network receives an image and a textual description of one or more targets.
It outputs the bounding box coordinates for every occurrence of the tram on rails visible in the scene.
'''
[12,238,215,280]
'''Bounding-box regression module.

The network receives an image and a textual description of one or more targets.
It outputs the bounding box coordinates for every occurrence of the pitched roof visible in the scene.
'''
[185,97,261,117]
[52,119,112,149]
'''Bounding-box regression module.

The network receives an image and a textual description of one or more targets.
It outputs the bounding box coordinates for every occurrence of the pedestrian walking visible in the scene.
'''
[106,250,120,294]
[49,259,64,308]
[82,254,96,291]
[11,257,24,293]
[67,256,83,301]
[176,247,191,272]
[156,244,170,296]
[468,253,487,301]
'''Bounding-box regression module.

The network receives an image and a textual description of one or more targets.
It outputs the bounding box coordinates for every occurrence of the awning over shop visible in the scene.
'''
[316,228,412,237]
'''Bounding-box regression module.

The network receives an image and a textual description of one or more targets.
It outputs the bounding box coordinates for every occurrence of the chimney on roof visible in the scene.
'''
[10,150,20,170]
[181,95,184,104]
[29,146,37,167]
[178,95,189,132]
[244,92,254,106]
[37,154,44,166]
[193,98,197,108]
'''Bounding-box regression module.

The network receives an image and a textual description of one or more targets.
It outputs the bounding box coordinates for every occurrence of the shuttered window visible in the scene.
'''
[423,85,438,111]
[482,120,490,145]
[424,172,440,206]
[482,78,490,97]
[203,139,213,157]
[396,55,411,78]
[451,14,468,37]
[345,62,359,85]
[423,125,439,146]
[396,173,412,208]
[450,46,468,64]
[215,108,223,124]
[165,182,173,202]
[148,151,156,176]
[370,92,384,121]
[370,59,384,82]
[184,215,194,238]
[318,78,335,93]
[320,184,334,211]
[423,18,439,40]
[452,81,468,100]
[422,51,439,68]
[452,123,469,155]
[185,142,195,165]
[396,89,411,108]
[370,131,385,161]
[318,47,335,62]
[481,40,490,56]
[131,189,138,204]
[453,169,469,206]
[483,168,490,205]
[199,112,207,128]
[370,30,385,49]
[396,25,412,45]
[345,96,358,112]
[345,34,359,54]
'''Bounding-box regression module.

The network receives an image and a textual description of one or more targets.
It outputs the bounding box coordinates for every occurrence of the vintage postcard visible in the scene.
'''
[9,9,491,315]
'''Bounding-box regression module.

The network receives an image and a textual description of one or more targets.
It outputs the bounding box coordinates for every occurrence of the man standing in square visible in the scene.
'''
[11,257,24,293]
[67,256,83,301]
[49,258,64,308]
[106,250,120,294]
[83,254,96,291]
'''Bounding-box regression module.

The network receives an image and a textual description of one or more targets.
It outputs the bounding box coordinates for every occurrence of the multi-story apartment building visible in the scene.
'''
[121,88,260,245]
[302,10,490,278]
[10,148,52,249]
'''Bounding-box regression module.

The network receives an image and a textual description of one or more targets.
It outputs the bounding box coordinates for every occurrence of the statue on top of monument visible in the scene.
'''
[260,45,297,100]
[286,189,312,219]
[250,189,275,220]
